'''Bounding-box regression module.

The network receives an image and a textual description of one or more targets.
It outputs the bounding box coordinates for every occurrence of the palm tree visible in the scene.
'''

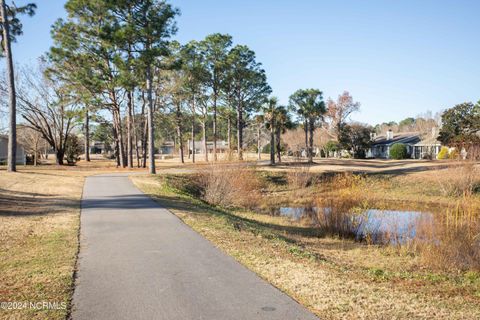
[263,97,278,165]
[273,106,294,163]
[289,89,326,163]
[254,114,264,160]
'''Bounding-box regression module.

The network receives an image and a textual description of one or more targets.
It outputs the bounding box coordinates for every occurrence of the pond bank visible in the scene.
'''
[131,172,480,320]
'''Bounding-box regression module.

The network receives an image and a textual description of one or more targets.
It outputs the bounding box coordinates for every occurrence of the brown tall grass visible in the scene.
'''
[184,164,480,271]
[197,164,262,209]
[286,166,317,189]
[319,172,480,271]
[313,173,370,238]
[436,162,480,196]
[416,197,480,271]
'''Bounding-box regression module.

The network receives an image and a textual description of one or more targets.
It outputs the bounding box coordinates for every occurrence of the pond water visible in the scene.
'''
[271,206,433,244]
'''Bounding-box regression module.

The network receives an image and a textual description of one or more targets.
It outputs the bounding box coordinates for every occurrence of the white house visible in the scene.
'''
[0,135,26,165]
[187,140,230,155]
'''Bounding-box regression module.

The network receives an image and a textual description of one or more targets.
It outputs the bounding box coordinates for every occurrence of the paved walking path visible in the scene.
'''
[72,174,318,320]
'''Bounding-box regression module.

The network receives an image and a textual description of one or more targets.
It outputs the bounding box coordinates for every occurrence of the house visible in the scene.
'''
[159,141,175,155]
[0,135,26,165]
[188,140,230,154]
[90,141,107,154]
[368,129,441,159]
[412,135,442,160]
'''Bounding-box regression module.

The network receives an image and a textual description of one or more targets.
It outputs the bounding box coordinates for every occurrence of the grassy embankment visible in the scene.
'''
[132,163,480,320]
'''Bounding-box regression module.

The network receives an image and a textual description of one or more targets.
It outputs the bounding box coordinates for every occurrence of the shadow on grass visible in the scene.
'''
[0,188,78,216]
[268,159,453,176]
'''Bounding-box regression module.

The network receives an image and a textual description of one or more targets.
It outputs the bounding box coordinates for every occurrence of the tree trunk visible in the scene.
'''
[113,108,126,167]
[213,93,217,161]
[237,106,243,160]
[191,97,196,163]
[304,119,308,156]
[257,126,261,161]
[308,118,314,163]
[112,125,120,167]
[132,98,140,168]
[55,150,65,165]
[270,119,275,165]
[202,114,208,162]
[127,90,133,168]
[227,116,232,159]
[146,65,156,174]
[191,123,195,163]
[177,129,184,163]
[276,129,282,163]
[141,98,148,168]
[84,108,90,162]
[142,122,147,168]
[176,103,184,164]
[1,0,17,172]
[33,139,38,167]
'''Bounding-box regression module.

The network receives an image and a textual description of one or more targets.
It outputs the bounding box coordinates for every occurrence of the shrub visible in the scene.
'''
[286,166,316,189]
[197,164,262,209]
[65,135,82,165]
[324,141,340,157]
[389,143,408,159]
[448,148,459,160]
[437,146,449,160]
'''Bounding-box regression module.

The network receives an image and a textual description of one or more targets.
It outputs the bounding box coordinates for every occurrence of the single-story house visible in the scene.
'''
[368,129,441,159]
[159,141,175,155]
[188,140,229,154]
[0,135,26,165]
[412,135,442,160]
[90,141,107,154]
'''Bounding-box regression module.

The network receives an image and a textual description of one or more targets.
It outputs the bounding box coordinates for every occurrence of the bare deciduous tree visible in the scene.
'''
[17,125,46,166]
[326,91,360,138]
[3,65,80,165]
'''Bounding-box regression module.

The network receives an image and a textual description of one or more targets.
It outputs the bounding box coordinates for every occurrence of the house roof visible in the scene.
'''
[372,132,421,146]
[414,135,442,146]
[189,140,229,149]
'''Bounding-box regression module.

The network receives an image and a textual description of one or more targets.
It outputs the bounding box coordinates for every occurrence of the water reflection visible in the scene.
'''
[270,206,433,244]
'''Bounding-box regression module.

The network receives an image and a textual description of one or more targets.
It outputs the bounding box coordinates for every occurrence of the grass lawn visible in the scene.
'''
[0,157,477,319]
[0,169,87,320]
[0,160,144,320]
[132,172,480,320]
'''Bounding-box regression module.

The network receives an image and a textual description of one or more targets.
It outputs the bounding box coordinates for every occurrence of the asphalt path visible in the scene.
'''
[72,173,318,320]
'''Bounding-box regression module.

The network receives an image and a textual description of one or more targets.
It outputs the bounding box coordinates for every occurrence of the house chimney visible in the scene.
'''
[386,129,393,140]
[431,127,437,138]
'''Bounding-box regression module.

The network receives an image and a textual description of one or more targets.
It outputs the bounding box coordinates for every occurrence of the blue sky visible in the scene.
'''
[11,0,480,125]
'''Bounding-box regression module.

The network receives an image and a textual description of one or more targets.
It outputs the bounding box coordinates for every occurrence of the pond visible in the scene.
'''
[270,206,433,244]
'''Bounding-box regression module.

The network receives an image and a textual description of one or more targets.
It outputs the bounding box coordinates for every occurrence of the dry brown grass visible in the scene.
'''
[286,166,316,189]
[0,170,88,320]
[417,196,480,271]
[311,171,480,271]
[435,162,480,196]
